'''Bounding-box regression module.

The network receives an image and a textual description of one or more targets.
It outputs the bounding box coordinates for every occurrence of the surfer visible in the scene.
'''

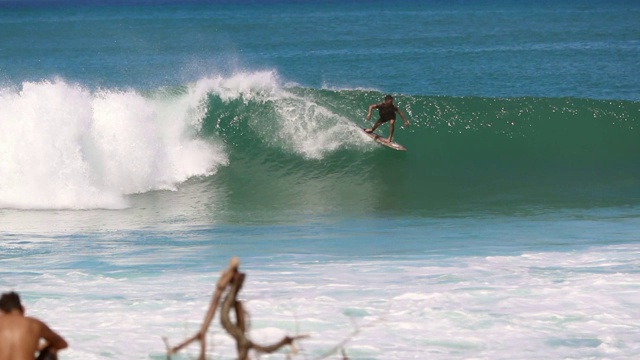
[364,94,410,142]
[0,292,68,360]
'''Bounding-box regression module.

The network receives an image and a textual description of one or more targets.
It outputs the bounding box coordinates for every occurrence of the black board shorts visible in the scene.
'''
[378,117,396,123]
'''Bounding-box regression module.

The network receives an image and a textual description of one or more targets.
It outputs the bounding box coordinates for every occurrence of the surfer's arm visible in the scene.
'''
[366,103,377,120]
[396,108,410,127]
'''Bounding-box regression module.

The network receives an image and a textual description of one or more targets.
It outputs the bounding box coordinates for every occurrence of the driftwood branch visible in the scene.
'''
[166,257,307,360]
[219,267,308,359]
[166,257,240,359]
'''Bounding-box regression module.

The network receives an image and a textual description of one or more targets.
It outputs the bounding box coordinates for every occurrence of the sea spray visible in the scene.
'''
[196,70,364,159]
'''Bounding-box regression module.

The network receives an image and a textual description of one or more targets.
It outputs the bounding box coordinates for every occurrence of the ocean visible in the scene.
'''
[1,0,639,359]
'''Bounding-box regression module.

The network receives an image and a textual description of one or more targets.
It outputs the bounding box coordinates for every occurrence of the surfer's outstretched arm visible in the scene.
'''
[366,103,377,120]
[397,108,410,127]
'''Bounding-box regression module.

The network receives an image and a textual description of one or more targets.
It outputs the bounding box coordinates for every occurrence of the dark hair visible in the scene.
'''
[0,291,24,313]
[384,94,394,101]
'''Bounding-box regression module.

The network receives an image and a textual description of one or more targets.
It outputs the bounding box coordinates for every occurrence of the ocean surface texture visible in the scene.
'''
[1,1,639,359]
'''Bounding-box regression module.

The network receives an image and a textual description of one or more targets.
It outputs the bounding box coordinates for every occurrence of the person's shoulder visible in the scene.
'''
[25,315,43,323]
[0,313,39,331]
[24,316,47,329]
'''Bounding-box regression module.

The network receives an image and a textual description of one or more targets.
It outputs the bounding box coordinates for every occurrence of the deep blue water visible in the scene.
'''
[2,0,638,98]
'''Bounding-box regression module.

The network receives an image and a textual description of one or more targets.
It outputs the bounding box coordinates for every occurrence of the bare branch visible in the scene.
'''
[166,257,240,359]
[340,348,349,360]
[252,335,310,354]
[167,257,310,360]
[312,311,388,360]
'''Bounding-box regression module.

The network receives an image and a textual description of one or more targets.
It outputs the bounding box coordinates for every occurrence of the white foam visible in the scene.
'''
[0,79,227,210]
[271,93,365,159]
[193,70,372,159]
[191,70,282,104]
[5,244,640,359]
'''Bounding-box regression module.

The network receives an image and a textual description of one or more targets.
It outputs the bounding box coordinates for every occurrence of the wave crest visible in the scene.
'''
[0,79,227,209]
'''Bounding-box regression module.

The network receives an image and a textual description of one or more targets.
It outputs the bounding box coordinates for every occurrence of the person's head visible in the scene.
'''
[384,94,394,104]
[0,292,24,314]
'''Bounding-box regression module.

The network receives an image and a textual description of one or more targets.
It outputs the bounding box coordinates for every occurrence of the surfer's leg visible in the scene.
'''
[388,119,395,142]
[366,120,383,133]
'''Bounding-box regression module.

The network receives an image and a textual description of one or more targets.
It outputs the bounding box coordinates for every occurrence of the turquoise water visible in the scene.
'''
[1,1,640,359]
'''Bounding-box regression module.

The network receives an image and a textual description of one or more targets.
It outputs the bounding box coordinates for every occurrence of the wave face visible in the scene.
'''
[1,71,639,212]
[199,73,640,215]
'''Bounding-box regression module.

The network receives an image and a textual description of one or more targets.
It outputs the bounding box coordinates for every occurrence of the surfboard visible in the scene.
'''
[361,128,407,151]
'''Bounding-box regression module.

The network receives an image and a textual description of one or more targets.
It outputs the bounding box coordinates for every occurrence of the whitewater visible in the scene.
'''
[1,1,640,359]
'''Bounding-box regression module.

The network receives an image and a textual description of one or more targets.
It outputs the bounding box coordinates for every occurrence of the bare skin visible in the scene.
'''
[0,309,68,360]
[365,97,410,142]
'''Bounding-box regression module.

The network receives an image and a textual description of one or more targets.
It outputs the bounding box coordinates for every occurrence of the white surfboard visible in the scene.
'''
[361,128,407,151]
